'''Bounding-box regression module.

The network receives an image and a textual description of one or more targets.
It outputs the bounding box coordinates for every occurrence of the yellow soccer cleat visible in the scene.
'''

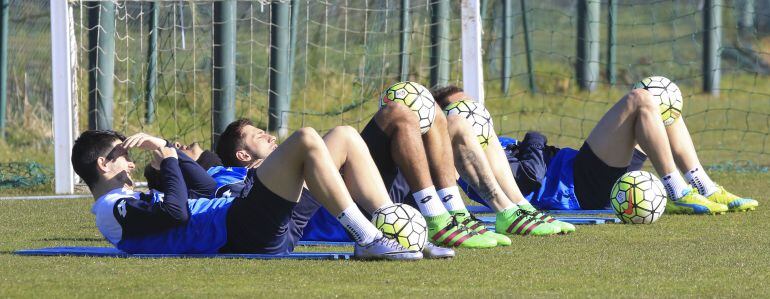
[702,186,758,212]
[666,189,728,215]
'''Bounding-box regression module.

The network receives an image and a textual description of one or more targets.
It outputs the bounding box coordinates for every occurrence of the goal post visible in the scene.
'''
[460,0,485,104]
[51,0,78,194]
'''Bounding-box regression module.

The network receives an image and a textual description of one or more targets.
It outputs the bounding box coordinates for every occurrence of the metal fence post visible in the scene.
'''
[703,0,722,95]
[212,0,236,146]
[144,1,158,124]
[87,0,116,130]
[400,0,410,81]
[430,0,450,87]
[520,0,536,93]
[269,0,291,138]
[576,0,599,91]
[606,0,617,86]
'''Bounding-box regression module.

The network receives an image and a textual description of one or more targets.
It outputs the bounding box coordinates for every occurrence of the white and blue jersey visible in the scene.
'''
[92,188,233,253]
[91,149,229,253]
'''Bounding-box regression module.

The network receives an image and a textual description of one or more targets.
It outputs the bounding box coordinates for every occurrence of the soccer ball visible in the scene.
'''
[632,76,683,126]
[371,203,428,251]
[610,171,667,224]
[380,81,437,134]
[444,99,494,148]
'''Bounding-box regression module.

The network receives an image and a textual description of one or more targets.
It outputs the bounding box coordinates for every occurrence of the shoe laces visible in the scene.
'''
[372,236,406,250]
[446,214,479,236]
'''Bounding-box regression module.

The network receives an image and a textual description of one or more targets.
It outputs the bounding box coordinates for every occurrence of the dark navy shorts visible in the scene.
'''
[573,143,647,209]
[221,173,320,254]
[360,119,416,207]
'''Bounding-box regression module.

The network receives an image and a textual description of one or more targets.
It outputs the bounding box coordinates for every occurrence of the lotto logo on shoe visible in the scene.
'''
[420,196,433,204]
[441,195,453,203]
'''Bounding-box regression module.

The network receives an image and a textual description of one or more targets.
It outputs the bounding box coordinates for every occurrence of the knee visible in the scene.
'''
[626,88,658,112]
[376,103,420,135]
[329,125,358,138]
[431,108,447,130]
[327,125,361,144]
[295,127,324,149]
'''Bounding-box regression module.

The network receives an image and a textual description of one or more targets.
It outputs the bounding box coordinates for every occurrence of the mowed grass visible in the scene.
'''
[0,172,767,297]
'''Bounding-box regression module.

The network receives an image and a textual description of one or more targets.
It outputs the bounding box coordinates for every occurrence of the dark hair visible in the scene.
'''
[430,85,464,108]
[216,118,254,167]
[71,130,127,189]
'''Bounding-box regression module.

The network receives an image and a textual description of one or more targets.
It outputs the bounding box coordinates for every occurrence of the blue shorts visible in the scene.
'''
[220,173,320,254]
[360,119,416,206]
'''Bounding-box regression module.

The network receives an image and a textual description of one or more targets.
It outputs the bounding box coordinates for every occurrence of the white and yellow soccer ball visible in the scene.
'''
[443,99,494,148]
[610,171,667,224]
[380,81,437,134]
[632,76,683,126]
[371,203,428,251]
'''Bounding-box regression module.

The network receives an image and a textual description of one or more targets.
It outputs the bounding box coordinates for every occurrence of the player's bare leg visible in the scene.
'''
[375,103,494,248]
[483,131,575,233]
[257,127,421,259]
[445,115,560,237]
[322,125,393,213]
[666,118,757,211]
[586,89,726,214]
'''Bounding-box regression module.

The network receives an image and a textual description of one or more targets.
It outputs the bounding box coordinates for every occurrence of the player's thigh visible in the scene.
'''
[585,93,639,167]
[256,128,319,202]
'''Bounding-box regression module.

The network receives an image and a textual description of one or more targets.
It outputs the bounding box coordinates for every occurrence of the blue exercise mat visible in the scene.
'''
[465,205,615,215]
[298,241,355,247]
[476,216,620,225]
[15,247,352,260]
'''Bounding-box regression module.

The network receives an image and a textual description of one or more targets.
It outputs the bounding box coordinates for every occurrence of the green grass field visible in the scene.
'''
[0,172,767,297]
[1,1,769,297]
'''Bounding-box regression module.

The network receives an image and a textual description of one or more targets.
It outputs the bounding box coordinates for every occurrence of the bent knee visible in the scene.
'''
[626,88,657,110]
[376,103,420,135]
[295,127,324,147]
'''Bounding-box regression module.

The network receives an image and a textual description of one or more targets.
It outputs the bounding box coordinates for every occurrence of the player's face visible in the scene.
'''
[240,125,277,160]
[447,91,469,104]
[103,140,136,187]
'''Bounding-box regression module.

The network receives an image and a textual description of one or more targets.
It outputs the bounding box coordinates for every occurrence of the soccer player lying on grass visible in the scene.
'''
[71,129,422,260]
[432,85,758,214]
[213,119,454,258]
[425,86,575,234]
[359,88,578,247]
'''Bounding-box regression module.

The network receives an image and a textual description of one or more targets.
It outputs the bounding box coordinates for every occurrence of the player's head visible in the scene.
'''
[216,118,277,167]
[431,85,467,109]
[71,130,134,191]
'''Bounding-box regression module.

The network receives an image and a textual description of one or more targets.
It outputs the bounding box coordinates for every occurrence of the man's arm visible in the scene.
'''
[108,147,191,239]
[175,149,217,198]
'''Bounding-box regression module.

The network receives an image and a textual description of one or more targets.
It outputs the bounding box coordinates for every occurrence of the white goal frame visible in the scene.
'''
[48,1,485,194]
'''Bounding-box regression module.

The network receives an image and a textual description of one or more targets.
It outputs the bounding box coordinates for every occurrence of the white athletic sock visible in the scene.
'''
[437,186,466,212]
[662,171,689,200]
[412,186,448,217]
[684,166,718,197]
[337,205,381,245]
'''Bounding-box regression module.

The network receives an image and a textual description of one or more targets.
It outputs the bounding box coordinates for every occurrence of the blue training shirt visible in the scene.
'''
[91,149,232,254]
[459,135,581,210]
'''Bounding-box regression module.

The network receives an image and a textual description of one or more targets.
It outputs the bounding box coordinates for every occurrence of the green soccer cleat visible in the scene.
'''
[425,213,497,249]
[518,203,576,234]
[495,207,560,236]
[450,210,512,246]
[666,189,728,215]
[701,186,758,212]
